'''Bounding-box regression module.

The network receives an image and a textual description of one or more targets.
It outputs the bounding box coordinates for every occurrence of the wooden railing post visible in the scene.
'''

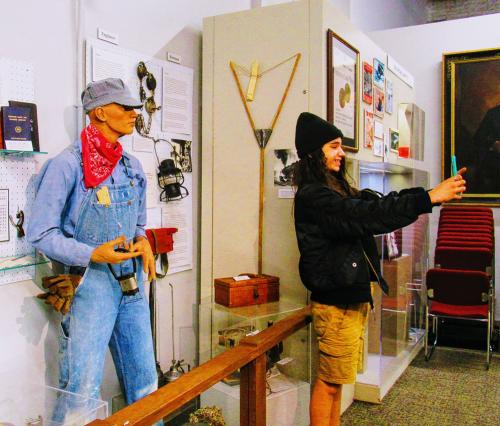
[240,353,267,426]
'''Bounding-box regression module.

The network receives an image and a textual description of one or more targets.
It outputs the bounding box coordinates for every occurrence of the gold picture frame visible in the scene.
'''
[442,47,500,205]
[327,29,360,152]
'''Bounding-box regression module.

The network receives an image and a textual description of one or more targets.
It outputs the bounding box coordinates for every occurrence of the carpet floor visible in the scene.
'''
[341,348,499,425]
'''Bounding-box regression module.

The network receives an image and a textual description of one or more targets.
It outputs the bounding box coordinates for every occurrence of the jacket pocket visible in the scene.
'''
[338,245,370,288]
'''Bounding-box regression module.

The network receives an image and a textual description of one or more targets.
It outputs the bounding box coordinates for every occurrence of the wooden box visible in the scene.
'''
[368,283,382,354]
[381,308,408,356]
[382,254,412,298]
[214,273,279,308]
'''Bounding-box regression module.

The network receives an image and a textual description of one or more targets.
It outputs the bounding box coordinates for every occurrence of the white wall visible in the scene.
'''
[0,0,253,410]
[370,13,500,320]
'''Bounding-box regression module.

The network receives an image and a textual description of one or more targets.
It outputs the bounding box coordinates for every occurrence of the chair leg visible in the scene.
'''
[426,316,438,361]
[425,309,439,361]
[486,311,491,370]
[424,306,429,360]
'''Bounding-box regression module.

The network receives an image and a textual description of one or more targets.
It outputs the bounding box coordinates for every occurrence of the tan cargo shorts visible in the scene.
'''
[312,301,369,384]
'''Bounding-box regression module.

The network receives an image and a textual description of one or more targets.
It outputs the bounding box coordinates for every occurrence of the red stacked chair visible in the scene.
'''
[435,206,494,273]
[424,206,495,369]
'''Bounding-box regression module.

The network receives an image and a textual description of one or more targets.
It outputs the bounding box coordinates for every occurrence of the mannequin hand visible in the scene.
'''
[428,167,467,204]
[90,236,143,264]
[37,274,82,315]
[131,236,157,281]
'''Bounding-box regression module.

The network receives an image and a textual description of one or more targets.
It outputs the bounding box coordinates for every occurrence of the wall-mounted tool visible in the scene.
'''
[135,61,161,136]
[9,208,25,238]
[164,282,190,383]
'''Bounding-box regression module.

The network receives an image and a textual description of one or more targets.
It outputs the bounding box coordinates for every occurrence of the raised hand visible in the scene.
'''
[428,167,467,204]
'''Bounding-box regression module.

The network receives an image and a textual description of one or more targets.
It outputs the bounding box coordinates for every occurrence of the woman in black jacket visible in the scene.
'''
[293,112,466,426]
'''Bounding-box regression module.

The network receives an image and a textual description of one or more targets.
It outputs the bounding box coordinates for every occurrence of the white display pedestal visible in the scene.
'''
[201,372,310,426]
[355,331,424,403]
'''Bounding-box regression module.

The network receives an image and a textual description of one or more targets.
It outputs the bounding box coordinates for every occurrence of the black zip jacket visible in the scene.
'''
[294,183,433,306]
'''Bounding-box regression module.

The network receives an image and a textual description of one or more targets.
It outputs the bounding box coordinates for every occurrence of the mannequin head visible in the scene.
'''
[88,104,138,142]
[81,78,142,142]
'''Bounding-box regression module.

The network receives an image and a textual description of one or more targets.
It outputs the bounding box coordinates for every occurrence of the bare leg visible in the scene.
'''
[310,378,342,426]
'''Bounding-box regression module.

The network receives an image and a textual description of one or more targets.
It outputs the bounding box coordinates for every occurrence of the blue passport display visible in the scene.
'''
[2,106,32,150]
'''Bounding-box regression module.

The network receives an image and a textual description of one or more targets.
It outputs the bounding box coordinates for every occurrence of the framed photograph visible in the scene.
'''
[327,29,360,152]
[362,61,373,105]
[373,58,385,88]
[384,132,390,160]
[374,86,384,118]
[385,232,400,259]
[385,79,393,114]
[390,128,399,153]
[273,149,298,187]
[442,48,500,204]
[374,119,384,140]
[364,110,374,148]
[373,138,384,157]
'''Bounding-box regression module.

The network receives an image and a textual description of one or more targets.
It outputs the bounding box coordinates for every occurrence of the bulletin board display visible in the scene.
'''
[85,39,194,275]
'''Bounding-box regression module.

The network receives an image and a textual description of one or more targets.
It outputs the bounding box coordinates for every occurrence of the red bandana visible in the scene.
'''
[81,124,123,188]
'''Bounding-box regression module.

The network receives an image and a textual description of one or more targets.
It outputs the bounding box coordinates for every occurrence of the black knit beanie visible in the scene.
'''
[295,112,343,159]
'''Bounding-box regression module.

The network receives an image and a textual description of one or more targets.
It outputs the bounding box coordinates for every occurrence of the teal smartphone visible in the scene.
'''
[451,155,458,176]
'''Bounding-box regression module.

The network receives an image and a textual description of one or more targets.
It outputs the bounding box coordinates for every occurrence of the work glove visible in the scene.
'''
[37,274,81,315]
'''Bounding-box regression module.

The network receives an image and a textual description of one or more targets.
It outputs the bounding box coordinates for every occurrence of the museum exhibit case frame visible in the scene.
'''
[201,0,430,415]
[198,299,311,425]
[355,160,429,403]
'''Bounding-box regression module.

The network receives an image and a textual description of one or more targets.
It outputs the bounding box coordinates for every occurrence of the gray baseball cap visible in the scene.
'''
[81,78,143,112]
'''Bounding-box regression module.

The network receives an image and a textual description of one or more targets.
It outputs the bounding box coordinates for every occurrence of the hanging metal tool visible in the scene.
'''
[229,53,301,274]
[164,282,189,382]
[149,277,167,387]
[9,208,25,238]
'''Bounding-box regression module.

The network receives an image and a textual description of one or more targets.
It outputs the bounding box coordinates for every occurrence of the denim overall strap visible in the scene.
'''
[55,149,157,421]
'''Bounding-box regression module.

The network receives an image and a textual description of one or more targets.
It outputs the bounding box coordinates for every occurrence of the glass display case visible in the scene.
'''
[0,380,107,425]
[398,103,425,161]
[198,299,311,426]
[354,160,430,403]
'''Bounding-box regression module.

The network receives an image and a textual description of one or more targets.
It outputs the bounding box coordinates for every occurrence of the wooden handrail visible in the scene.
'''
[88,305,311,426]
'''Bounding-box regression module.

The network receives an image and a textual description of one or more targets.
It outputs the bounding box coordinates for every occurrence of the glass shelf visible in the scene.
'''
[201,298,306,321]
[0,149,48,156]
[0,253,50,272]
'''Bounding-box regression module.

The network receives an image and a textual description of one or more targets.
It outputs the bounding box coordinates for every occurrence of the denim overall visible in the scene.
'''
[55,150,157,420]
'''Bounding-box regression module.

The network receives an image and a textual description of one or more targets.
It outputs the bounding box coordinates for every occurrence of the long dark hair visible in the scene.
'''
[292,148,358,197]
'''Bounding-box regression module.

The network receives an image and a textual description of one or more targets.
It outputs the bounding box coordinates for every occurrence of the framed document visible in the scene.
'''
[373,86,385,118]
[327,29,360,152]
[442,48,500,205]
[364,110,374,148]
[362,61,373,105]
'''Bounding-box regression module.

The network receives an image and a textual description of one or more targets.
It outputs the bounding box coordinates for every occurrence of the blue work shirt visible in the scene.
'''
[27,139,147,267]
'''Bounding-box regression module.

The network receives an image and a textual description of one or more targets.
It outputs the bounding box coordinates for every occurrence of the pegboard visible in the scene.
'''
[0,155,38,285]
[0,58,35,105]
